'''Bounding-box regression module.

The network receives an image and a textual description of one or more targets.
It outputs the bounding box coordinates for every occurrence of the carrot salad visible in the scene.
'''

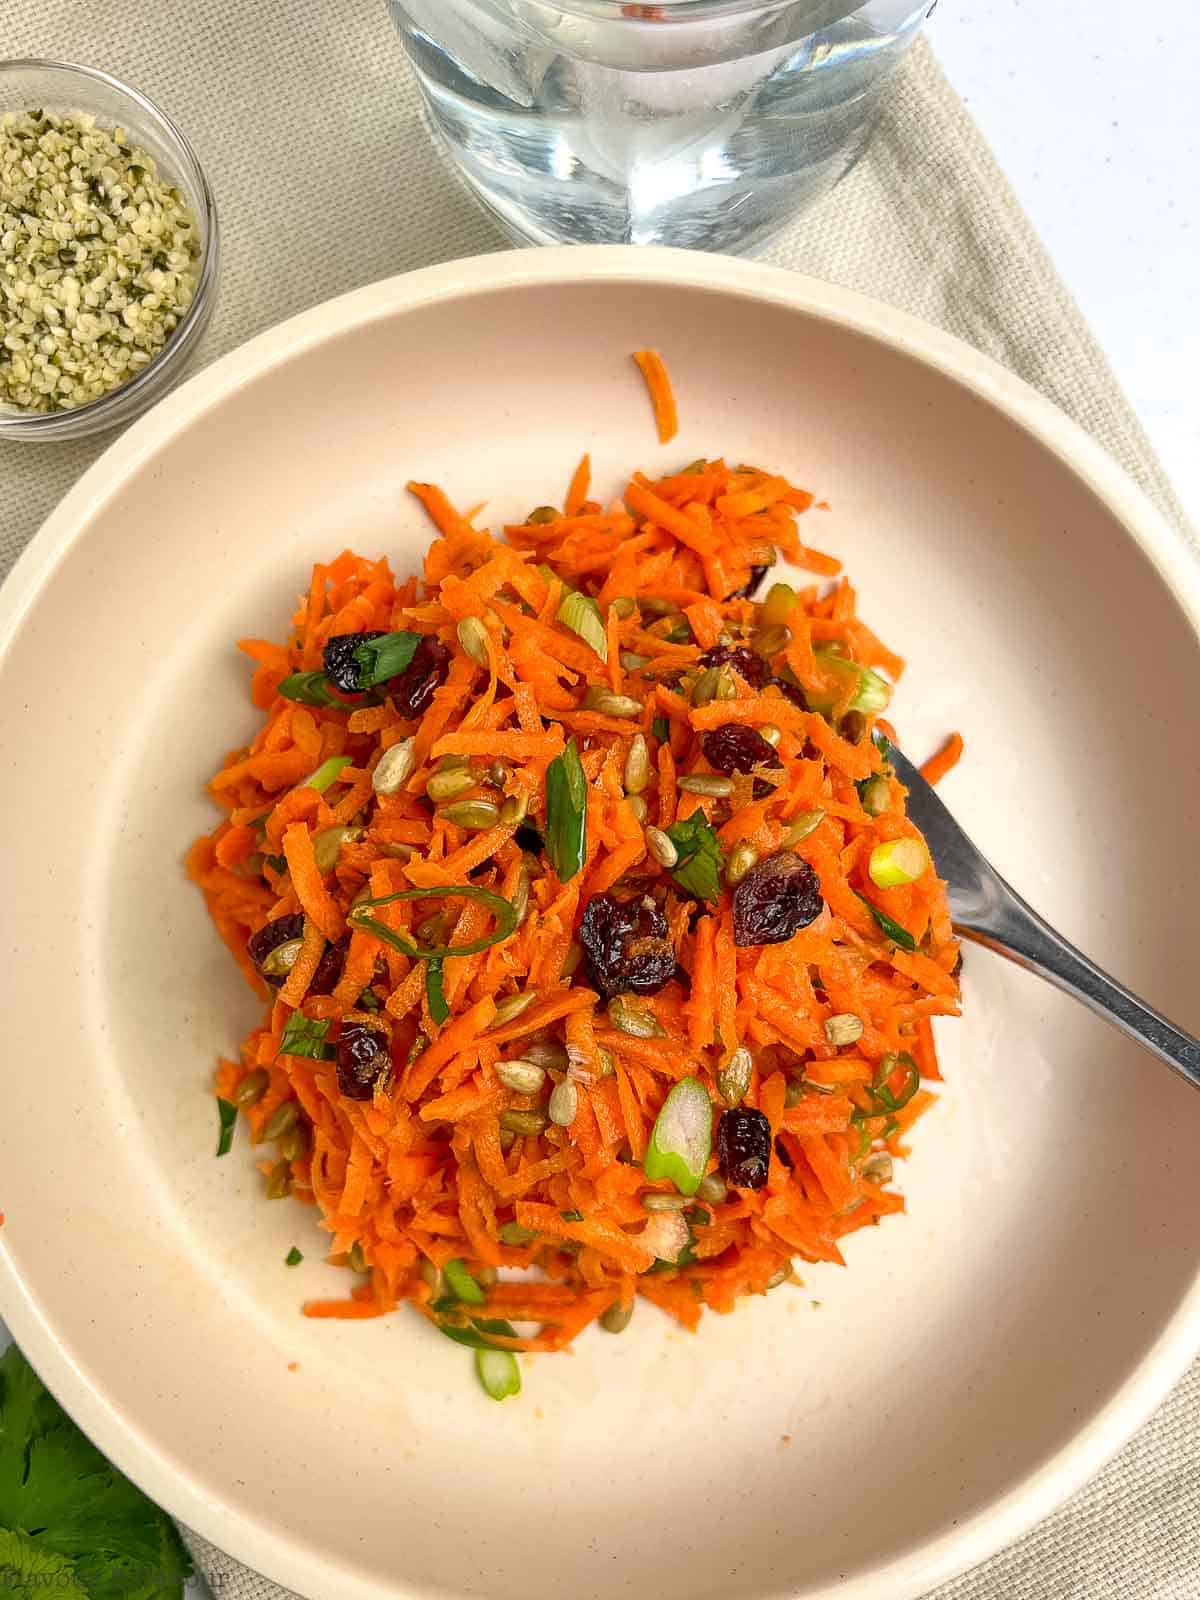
[189,368,961,1399]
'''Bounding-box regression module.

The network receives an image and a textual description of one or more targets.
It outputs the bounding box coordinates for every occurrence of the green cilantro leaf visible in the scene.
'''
[215,1097,237,1157]
[426,959,449,1025]
[285,1247,303,1267]
[352,631,422,690]
[0,1346,191,1599]
[664,813,724,902]
[278,1013,335,1060]
[852,889,917,952]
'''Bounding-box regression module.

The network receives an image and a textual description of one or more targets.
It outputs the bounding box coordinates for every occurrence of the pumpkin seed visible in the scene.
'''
[644,826,679,868]
[522,1040,570,1071]
[620,651,650,671]
[824,1012,864,1047]
[784,810,825,845]
[725,842,759,886]
[623,733,650,795]
[548,1079,578,1127]
[641,1192,691,1212]
[526,505,558,524]
[511,865,531,926]
[860,775,891,816]
[420,1257,443,1292]
[456,615,490,666]
[372,737,417,795]
[677,774,734,798]
[262,1100,299,1141]
[491,990,539,1027]
[427,767,476,803]
[607,997,666,1038]
[499,791,528,825]
[751,623,791,656]
[260,937,303,978]
[487,760,511,788]
[440,799,500,831]
[313,825,362,873]
[266,1160,292,1199]
[600,1300,634,1334]
[495,1058,547,1095]
[627,794,648,824]
[717,1046,753,1107]
[863,1152,894,1185]
[348,1241,368,1274]
[784,1077,807,1108]
[234,1068,270,1107]
[690,666,721,707]
[499,1109,549,1136]
[593,693,643,720]
[759,723,782,747]
[760,583,798,626]
[560,940,584,979]
[609,597,637,620]
[713,668,737,701]
[696,1172,728,1206]
[279,1122,309,1162]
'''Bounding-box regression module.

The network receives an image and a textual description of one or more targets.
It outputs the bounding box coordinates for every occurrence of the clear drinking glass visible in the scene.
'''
[386,0,928,254]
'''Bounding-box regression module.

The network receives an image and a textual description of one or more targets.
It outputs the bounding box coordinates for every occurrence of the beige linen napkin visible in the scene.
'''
[2,3,1197,1595]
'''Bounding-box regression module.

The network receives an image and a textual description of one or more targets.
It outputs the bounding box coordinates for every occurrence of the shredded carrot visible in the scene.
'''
[920,732,964,787]
[190,363,960,1370]
[632,349,679,444]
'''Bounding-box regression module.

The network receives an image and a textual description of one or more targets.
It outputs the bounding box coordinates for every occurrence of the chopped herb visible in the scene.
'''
[356,987,382,1012]
[443,1258,487,1305]
[853,890,917,952]
[545,738,587,883]
[664,813,724,902]
[0,1346,192,1595]
[279,1013,335,1060]
[262,853,287,875]
[560,1209,584,1222]
[883,1117,900,1139]
[278,670,345,709]
[352,630,422,689]
[652,716,671,743]
[215,1096,237,1157]
[285,1246,303,1267]
[348,883,517,960]
[426,958,449,1025]
[689,1207,712,1227]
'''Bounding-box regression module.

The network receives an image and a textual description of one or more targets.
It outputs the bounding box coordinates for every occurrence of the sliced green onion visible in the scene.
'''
[278,1013,336,1060]
[285,1246,303,1267]
[357,988,381,1012]
[443,1257,487,1305]
[352,630,422,689]
[850,665,892,714]
[853,890,917,952]
[545,738,587,883]
[278,670,344,709]
[475,1347,522,1401]
[664,814,724,902]
[348,883,517,960]
[215,1097,237,1157]
[300,755,352,794]
[808,650,893,717]
[435,1316,519,1351]
[643,1078,713,1197]
[868,837,929,888]
[425,958,449,1024]
[560,1208,584,1223]
[870,1052,921,1113]
[557,590,608,662]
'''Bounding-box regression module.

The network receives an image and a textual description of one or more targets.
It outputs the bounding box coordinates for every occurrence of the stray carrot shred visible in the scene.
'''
[188,349,960,1363]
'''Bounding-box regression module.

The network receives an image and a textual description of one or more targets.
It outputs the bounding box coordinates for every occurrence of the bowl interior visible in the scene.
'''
[1,265,1199,1600]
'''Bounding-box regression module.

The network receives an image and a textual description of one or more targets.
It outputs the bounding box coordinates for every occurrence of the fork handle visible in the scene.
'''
[959,880,1200,1091]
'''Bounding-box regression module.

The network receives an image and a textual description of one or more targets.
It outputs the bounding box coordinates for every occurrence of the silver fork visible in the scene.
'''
[889,746,1200,1090]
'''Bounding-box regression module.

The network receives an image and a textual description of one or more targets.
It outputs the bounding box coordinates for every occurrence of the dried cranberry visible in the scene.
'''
[579,892,677,999]
[390,635,452,718]
[698,645,767,689]
[309,934,349,995]
[336,1022,391,1101]
[732,851,824,947]
[700,724,783,776]
[323,630,386,694]
[725,565,770,602]
[770,675,808,711]
[716,1107,772,1189]
[247,913,305,986]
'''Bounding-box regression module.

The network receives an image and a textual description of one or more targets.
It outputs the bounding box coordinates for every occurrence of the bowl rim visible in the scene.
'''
[1,244,1198,1599]
[0,56,220,435]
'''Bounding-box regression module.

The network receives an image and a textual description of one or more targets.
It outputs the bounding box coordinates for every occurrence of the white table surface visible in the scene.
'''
[935,0,1200,531]
[0,9,1194,1596]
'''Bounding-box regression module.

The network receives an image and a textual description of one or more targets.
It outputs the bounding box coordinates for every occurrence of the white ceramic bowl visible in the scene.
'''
[1,248,1199,1600]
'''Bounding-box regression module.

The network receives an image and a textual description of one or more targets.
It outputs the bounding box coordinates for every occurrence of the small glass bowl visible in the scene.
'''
[0,59,220,442]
